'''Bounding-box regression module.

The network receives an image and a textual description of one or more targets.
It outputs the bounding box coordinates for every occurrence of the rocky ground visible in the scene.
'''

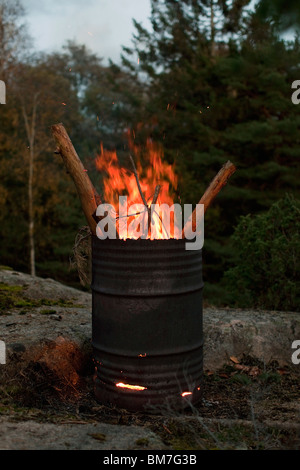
[0,268,299,450]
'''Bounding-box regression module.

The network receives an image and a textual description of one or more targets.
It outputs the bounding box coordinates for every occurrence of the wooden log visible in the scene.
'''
[182,160,236,236]
[51,123,101,235]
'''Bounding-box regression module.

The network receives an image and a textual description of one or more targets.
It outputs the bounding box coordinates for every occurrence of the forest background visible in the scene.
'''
[0,0,299,311]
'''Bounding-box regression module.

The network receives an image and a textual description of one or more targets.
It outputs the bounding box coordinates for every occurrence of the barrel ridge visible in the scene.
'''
[92,236,203,296]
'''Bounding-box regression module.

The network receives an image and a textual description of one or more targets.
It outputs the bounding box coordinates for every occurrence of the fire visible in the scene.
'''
[116,382,147,391]
[95,135,179,240]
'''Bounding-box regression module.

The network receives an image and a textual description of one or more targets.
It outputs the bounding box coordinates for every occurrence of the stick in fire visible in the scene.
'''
[182,160,236,238]
[129,154,162,236]
[51,124,236,240]
[51,123,101,235]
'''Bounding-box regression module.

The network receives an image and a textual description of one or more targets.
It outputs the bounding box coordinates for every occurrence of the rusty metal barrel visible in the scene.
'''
[91,236,203,413]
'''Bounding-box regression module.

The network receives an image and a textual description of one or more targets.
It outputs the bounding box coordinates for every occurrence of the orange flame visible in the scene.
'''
[95,136,178,240]
[116,382,147,391]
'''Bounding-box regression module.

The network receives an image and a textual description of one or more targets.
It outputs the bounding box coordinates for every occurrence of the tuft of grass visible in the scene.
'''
[258,371,282,384]
[230,374,252,385]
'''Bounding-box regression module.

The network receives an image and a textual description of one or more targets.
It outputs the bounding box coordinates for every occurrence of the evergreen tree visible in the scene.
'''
[223,194,300,311]
[117,0,300,300]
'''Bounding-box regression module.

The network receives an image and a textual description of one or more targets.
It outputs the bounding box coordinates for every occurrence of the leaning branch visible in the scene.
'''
[182,160,236,236]
[51,123,101,235]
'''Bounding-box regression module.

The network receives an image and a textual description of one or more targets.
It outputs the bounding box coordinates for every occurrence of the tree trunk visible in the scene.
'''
[28,145,35,277]
[22,94,39,277]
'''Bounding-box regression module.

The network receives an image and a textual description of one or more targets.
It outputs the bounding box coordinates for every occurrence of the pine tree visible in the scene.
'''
[116,0,300,301]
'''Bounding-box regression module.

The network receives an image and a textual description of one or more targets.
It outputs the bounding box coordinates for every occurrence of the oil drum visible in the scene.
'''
[92,236,203,413]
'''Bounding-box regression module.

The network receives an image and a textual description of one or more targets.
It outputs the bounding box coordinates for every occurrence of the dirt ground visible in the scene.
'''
[0,354,299,450]
[0,269,299,450]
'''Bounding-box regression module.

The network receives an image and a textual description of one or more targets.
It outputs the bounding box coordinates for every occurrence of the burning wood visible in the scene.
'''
[51,123,101,235]
[51,123,236,242]
[96,139,178,240]
[182,160,236,237]
[129,154,161,237]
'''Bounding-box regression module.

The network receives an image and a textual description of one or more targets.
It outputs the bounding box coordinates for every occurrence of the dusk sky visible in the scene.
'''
[25,0,152,64]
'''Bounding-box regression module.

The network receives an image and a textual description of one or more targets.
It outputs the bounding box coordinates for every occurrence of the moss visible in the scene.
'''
[14,299,37,308]
[169,437,205,450]
[0,283,84,314]
[89,433,106,442]
[0,284,23,292]
[0,283,25,313]
[38,298,85,308]
[40,309,57,315]
[135,438,149,446]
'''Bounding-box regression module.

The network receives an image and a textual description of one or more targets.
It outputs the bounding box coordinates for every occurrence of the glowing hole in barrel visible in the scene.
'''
[116,382,147,391]
[181,391,193,397]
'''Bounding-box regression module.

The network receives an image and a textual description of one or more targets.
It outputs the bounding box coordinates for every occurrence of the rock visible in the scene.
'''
[0,419,166,450]
[203,307,300,370]
[0,269,91,304]
[0,268,299,375]
[1,269,299,451]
